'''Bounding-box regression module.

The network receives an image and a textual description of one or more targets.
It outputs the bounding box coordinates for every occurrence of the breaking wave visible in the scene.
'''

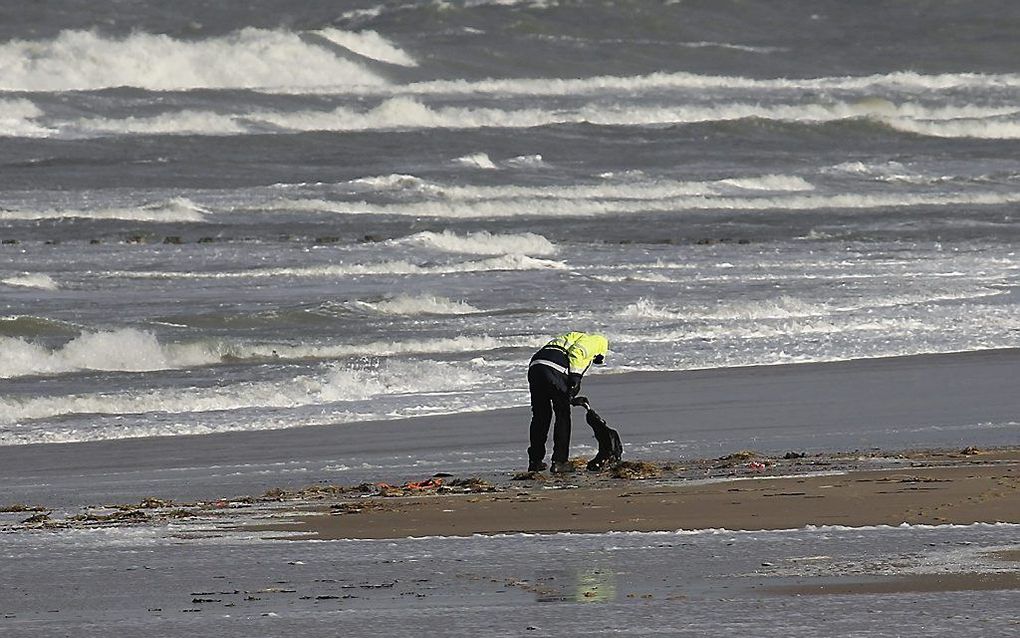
[718,175,815,191]
[356,294,481,315]
[0,329,218,379]
[0,28,389,91]
[1,329,533,380]
[394,230,557,256]
[0,98,51,137]
[505,154,547,168]
[404,70,1020,97]
[0,197,208,222]
[69,110,246,136]
[0,359,492,428]
[281,189,1020,219]
[229,333,532,361]
[21,94,1016,139]
[885,117,1020,139]
[1,274,58,290]
[334,172,812,202]
[17,92,1020,140]
[620,286,1005,323]
[106,254,565,279]
[618,297,827,322]
[311,28,417,67]
[454,152,499,169]
[249,97,1017,136]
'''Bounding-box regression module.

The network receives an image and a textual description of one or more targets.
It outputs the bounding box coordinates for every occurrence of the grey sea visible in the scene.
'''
[2,1,1019,636]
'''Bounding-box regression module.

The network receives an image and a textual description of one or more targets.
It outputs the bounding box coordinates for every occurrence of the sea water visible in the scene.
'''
[3,0,1020,446]
[2,520,1018,636]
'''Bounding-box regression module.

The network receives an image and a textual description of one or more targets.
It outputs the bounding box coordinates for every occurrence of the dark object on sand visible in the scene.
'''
[571,396,623,471]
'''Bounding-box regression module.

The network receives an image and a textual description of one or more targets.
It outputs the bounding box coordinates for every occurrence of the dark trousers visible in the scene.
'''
[528,364,572,464]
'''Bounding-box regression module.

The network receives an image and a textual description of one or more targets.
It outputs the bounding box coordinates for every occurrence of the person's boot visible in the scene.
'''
[550,460,575,474]
[527,460,548,472]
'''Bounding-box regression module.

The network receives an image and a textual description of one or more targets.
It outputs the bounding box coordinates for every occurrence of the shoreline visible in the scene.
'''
[4,346,1020,511]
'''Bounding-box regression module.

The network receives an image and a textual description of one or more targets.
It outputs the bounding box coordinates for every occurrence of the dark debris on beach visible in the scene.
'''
[3,446,1009,534]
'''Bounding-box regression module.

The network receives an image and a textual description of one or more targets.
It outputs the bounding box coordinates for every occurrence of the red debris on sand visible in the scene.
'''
[402,478,444,490]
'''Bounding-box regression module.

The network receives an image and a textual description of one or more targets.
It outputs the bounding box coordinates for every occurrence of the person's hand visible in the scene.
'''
[568,374,582,397]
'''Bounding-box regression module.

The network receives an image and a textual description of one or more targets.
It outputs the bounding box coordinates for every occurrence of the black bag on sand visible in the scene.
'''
[572,397,624,471]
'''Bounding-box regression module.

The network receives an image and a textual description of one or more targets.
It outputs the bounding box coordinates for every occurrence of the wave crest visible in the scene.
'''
[0,329,218,379]
[396,230,557,256]
[0,28,388,91]
[0,197,208,222]
[0,359,493,432]
[2,274,58,290]
[357,294,481,315]
[313,28,417,67]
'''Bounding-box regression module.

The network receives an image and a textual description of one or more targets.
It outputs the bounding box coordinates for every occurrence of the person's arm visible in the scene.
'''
[568,372,583,397]
[566,334,609,396]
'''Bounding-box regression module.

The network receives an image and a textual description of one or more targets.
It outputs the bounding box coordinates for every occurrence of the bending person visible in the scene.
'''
[527,331,608,473]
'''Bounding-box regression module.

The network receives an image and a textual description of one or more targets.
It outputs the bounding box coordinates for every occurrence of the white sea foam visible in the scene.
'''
[454,152,499,169]
[402,70,1020,97]
[312,28,417,67]
[106,253,565,279]
[0,28,386,91]
[280,188,1020,219]
[0,359,493,428]
[1,328,535,380]
[24,94,1020,140]
[619,296,829,322]
[718,175,815,191]
[0,329,218,379]
[679,40,785,54]
[885,116,1020,139]
[351,173,421,188]
[705,296,831,320]
[394,230,557,255]
[621,285,1004,324]
[505,154,547,168]
[230,333,533,361]
[357,294,481,315]
[0,197,208,222]
[0,98,52,137]
[617,298,684,320]
[825,160,928,182]
[1,274,58,290]
[590,272,677,284]
[68,110,246,136]
[341,172,724,200]
[337,6,385,22]
[245,96,550,132]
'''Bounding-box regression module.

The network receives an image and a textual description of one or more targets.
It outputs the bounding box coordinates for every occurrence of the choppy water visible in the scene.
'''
[3,0,1020,445]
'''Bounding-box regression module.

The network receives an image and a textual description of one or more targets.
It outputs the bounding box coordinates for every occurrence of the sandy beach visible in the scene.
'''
[3,352,1019,635]
[252,449,1020,540]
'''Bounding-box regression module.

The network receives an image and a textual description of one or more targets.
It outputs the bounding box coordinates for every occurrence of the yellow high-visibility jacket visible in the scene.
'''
[544,332,609,375]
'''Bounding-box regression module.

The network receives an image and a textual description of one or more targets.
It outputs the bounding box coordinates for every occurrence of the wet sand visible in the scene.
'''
[775,572,1020,595]
[256,449,1020,540]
